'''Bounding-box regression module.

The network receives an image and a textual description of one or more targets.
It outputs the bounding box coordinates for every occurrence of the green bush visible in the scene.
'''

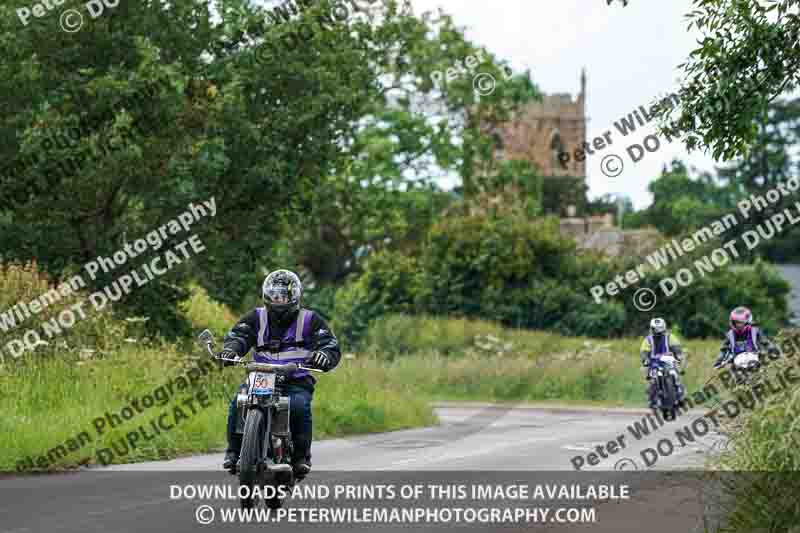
[561,300,628,338]
[332,250,421,345]
[619,258,790,339]
[302,284,338,322]
[0,261,132,366]
[333,212,790,342]
[179,283,239,339]
[363,314,476,356]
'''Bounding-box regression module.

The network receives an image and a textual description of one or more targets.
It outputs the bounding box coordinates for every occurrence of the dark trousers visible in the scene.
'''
[227,385,314,462]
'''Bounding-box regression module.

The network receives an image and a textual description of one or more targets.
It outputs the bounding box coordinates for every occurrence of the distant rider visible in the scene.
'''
[713,306,778,369]
[216,269,341,478]
[640,318,684,408]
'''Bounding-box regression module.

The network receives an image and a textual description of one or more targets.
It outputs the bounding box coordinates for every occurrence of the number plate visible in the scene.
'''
[250,372,276,396]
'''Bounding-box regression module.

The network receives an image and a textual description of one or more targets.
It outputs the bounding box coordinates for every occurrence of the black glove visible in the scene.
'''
[217,349,241,366]
[309,351,331,371]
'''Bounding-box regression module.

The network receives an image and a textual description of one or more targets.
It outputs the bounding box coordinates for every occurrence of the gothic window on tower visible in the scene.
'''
[550,129,566,174]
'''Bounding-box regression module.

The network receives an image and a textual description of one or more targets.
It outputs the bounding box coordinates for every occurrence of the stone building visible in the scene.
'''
[494,69,588,217]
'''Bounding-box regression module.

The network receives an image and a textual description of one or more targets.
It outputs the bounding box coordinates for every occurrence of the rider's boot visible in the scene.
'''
[647,381,658,409]
[224,396,243,471]
[223,450,239,471]
[223,433,242,471]
[292,425,312,480]
[292,458,311,479]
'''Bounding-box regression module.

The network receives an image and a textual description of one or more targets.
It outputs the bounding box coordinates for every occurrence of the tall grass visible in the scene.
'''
[2,288,726,473]
[710,331,800,471]
[698,331,800,531]
[0,261,133,365]
[0,280,436,473]
[363,314,721,404]
[0,345,435,472]
[179,282,238,340]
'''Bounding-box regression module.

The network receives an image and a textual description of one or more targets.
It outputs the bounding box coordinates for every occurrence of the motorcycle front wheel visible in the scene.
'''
[239,408,265,509]
[662,376,677,421]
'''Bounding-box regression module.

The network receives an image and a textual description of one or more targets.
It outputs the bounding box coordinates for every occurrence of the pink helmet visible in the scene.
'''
[730,306,752,333]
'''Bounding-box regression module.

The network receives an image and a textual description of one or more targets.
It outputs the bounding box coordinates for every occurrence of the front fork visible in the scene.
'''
[656,374,665,404]
[235,392,291,464]
[270,396,292,463]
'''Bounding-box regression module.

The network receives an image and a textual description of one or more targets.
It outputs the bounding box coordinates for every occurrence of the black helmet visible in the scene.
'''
[262,269,302,320]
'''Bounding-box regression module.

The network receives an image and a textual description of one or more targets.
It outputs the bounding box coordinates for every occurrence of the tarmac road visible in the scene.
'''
[0,404,723,533]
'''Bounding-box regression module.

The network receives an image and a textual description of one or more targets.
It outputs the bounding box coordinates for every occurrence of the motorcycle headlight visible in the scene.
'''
[236,393,248,407]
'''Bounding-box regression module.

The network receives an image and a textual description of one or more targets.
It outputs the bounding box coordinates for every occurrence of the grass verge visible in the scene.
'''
[0,344,435,473]
[1,312,726,473]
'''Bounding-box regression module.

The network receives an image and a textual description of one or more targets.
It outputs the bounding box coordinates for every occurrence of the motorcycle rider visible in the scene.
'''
[640,317,684,408]
[713,306,778,369]
[216,269,340,478]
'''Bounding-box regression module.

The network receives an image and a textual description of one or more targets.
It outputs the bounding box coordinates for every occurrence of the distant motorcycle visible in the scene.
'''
[715,350,761,384]
[198,329,322,510]
[649,353,685,421]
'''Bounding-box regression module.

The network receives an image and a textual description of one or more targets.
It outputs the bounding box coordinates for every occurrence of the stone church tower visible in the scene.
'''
[495,70,588,214]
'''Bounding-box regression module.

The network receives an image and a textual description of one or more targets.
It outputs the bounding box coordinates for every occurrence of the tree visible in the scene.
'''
[586,193,633,223]
[282,5,542,283]
[625,160,734,235]
[0,0,444,325]
[607,0,800,161]
[716,97,800,191]
[716,96,800,260]
[0,0,543,325]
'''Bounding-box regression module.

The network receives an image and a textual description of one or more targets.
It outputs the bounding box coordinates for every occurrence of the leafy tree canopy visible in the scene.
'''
[607,0,800,160]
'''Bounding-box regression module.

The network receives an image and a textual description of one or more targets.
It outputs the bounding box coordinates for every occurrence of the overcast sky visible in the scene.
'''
[408,0,722,209]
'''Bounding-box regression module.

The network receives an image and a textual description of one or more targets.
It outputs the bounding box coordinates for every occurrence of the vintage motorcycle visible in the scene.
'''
[648,352,685,421]
[198,329,322,509]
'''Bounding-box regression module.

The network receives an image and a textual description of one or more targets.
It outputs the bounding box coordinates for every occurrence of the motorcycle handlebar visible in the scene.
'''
[201,333,323,373]
[213,357,324,373]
